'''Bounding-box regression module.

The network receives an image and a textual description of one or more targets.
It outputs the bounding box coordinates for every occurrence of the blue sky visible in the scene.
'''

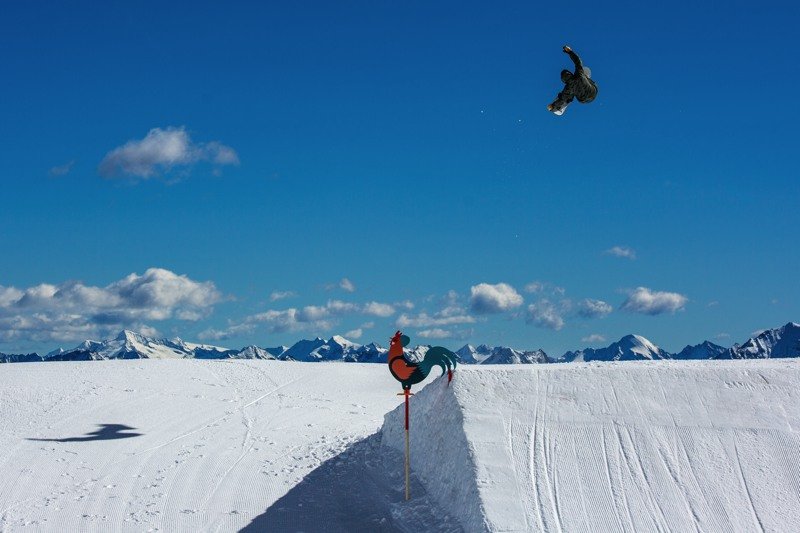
[1,1,798,355]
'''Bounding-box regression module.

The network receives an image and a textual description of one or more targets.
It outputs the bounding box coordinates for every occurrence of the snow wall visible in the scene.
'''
[382,360,800,532]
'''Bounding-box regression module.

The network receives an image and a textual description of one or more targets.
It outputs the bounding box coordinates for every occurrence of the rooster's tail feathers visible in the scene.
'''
[419,346,457,378]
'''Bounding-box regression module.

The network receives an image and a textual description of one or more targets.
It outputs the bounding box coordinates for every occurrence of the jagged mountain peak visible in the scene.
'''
[618,334,661,353]
[116,329,140,342]
[329,335,360,349]
[720,322,800,359]
[674,340,727,360]
[0,351,42,363]
[455,343,547,365]
[235,346,276,360]
[43,330,230,361]
[560,333,667,363]
[45,347,65,358]
[482,347,548,365]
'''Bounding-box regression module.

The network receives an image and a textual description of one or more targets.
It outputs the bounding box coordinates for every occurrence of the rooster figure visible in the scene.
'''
[388,331,457,390]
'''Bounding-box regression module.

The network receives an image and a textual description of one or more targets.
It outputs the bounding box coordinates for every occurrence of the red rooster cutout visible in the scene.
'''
[387,331,456,390]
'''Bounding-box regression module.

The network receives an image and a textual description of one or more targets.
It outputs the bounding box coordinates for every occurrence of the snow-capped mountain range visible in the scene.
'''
[560,334,670,362]
[2,322,799,364]
[455,344,549,364]
[722,323,800,359]
[37,330,285,362]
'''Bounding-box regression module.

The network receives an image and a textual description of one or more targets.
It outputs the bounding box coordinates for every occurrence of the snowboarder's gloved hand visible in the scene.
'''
[563,45,572,53]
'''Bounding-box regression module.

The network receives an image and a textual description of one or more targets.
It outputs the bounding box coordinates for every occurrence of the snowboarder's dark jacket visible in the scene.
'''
[552,49,597,110]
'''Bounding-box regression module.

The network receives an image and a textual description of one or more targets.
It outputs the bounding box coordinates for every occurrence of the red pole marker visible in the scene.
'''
[396,388,413,500]
[404,388,410,500]
[404,388,410,431]
[388,331,455,501]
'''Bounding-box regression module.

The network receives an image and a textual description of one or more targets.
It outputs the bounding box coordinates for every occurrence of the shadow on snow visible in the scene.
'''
[240,432,462,533]
[27,423,143,442]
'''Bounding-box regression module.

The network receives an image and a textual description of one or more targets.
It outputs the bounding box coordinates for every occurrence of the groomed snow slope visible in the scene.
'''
[3,359,800,532]
[0,360,430,532]
[383,360,800,532]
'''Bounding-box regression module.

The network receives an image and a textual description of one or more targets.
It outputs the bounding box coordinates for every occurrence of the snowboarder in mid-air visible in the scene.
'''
[547,45,598,115]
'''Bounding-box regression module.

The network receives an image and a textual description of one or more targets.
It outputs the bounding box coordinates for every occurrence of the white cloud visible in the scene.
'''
[176,310,205,321]
[396,312,476,329]
[107,268,221,317]
[362,302,395,317]
[431,291,470,319]
[621,287,688,315]
[197,328,229,341]
[418,328,451,339]
[325,300,359,315]
[469,283,523,314]
[0,287,24,307]
[205,141,239,165]
[137,325,161,338]
[49,160,75,177]
[98,126,239,179]
[526,299,565,330]
[605,246,637,260]
[297,305,332,322]
[198,323,255,341]
[393,300,415,310]
[418,328,472,340]
[269,290,296,302]
[441,290,460,306]
[360,321,375,329]
[437,305,467,318]
[344,328,363,339]
[715,332,730,340]
[524,282,544,293]
[581,334,607,343]
[0,268,221,343]
[339,278,356,293]
[395,290,476,330]
[244,308,333,334]
[524,281,565,296]
[207,298,387,339]
[576,298,613,318]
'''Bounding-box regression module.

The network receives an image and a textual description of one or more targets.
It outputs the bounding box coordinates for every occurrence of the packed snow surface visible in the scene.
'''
[0,360,414,532]
[2,358,800,532]
[384,359,800,532]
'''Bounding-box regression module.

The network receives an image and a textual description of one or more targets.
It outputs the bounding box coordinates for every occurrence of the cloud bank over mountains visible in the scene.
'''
[200,299,401,341]
[0,268,220,342]
[1,268,692,349]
